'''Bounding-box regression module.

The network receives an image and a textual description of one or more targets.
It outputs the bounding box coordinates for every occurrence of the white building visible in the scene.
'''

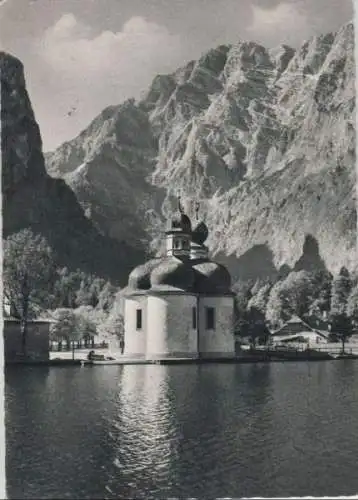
[123,201,235,360]
[270,316,329,346]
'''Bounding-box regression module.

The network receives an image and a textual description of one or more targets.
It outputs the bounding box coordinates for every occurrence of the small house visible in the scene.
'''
[4,317,52,363]
[270,315,329,346]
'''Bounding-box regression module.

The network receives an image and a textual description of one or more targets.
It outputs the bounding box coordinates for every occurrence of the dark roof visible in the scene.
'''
[128,258,161,290]
[126,255,232,295]
[151,257,195,290]
[192,259,231,293]
[192,221,209,245]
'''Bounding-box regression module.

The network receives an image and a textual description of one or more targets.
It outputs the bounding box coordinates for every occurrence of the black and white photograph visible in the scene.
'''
[1,0,357,498]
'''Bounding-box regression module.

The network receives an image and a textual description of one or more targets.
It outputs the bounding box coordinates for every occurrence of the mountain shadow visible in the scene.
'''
[293,234,327,273]
[215,235,328,289]
[215,244,279,286]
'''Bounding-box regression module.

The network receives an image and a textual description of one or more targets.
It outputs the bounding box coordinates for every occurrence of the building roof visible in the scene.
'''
[126,255,232,295]
[151,257,195,290]
[191,259,231,293]
[272,316,314,334]
[271,315,329,338]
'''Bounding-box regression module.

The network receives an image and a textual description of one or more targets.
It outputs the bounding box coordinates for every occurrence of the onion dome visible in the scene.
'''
[192,260,231,293]
[128,259,160,290]
[166,211,192,234]
[150,257,195,291]
[192,221,209,245]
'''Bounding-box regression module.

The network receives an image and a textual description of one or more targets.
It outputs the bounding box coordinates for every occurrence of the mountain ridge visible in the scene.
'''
[1,51,145,284]
[42,21,357,282]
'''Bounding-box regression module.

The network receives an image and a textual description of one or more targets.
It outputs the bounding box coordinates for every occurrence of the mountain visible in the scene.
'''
[1,52,144,285]
[46,22,356,284]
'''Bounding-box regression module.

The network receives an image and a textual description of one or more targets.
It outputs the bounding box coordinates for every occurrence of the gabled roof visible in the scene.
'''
[271,315,326,337]
[286,315,305,324]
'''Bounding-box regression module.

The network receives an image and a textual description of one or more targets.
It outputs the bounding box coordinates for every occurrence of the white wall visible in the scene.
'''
[146,294,198,358]
[124,296,148,357]
[198,296,235,357]
[271,331,328,345]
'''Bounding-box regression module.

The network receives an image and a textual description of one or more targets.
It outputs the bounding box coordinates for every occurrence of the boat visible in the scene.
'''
[84,350,119,365]
[88,359,121,365]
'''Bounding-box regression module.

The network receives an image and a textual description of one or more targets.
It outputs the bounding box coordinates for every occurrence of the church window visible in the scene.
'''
[206,307,215,330]
[192,307,197,329]
[136,309,142,330]
[174,240,180,249]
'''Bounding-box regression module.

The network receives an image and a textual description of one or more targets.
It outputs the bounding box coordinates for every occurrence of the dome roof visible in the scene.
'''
[128,259,160,290]
[192,260,231,293]
[192,221,209,245]
[166,211,192,234]
[150,257,195,291]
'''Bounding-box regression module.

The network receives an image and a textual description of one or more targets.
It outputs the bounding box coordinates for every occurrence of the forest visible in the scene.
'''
[3,229,358,348]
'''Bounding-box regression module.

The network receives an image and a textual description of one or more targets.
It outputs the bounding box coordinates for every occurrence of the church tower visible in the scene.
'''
[123,197,235,360]
[165,198,192,259]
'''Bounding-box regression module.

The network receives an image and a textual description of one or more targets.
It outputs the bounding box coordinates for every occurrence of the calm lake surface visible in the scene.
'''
[5,361,358,499]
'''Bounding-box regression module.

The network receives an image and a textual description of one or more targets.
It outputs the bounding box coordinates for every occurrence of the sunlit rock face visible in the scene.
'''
[1,52,144,284]
[45,22,356,282]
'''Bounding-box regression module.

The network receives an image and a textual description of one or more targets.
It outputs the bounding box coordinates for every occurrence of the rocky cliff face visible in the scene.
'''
[1,52,144,284]
[45,22,356,283]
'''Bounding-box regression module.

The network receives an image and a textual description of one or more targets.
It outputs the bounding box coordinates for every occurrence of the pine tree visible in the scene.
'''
[331,267,352,316]
[330,267,353,352]
[347,285,358,326]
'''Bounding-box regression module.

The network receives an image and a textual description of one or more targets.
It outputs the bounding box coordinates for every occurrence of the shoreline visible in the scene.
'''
[5,352,358,367]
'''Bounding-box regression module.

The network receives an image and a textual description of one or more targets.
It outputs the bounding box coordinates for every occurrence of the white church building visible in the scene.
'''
[122,200,235,360]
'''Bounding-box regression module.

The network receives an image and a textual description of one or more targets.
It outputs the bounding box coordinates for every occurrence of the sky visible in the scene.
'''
[0,0,354,151]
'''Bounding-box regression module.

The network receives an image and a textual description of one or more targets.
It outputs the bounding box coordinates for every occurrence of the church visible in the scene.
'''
[123,200,236,360]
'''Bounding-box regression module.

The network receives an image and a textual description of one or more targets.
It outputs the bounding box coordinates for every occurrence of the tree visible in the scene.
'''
[98,300,124,342]
[3,229,55,357]
[233,282,252,310]
[246,307,270,347]
[347,285,358,326]
[98,282,117,311]
[248,283,271,319]
[88,277,106,308]
[52,268,83,309]
[74,306,99,346]
[265,281,285,328]
[266,271,315,327]
[330,313,352,354]
[50,308,82,359]
[75,280,92,307]
[308,270,332,318]
[331,266,352,316]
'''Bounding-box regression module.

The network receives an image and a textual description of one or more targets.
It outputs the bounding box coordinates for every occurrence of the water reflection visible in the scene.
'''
[106,366,179,498]
[6,362,358,499]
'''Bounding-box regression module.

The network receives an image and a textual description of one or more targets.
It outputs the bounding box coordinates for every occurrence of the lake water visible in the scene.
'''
[5,361,358,499]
